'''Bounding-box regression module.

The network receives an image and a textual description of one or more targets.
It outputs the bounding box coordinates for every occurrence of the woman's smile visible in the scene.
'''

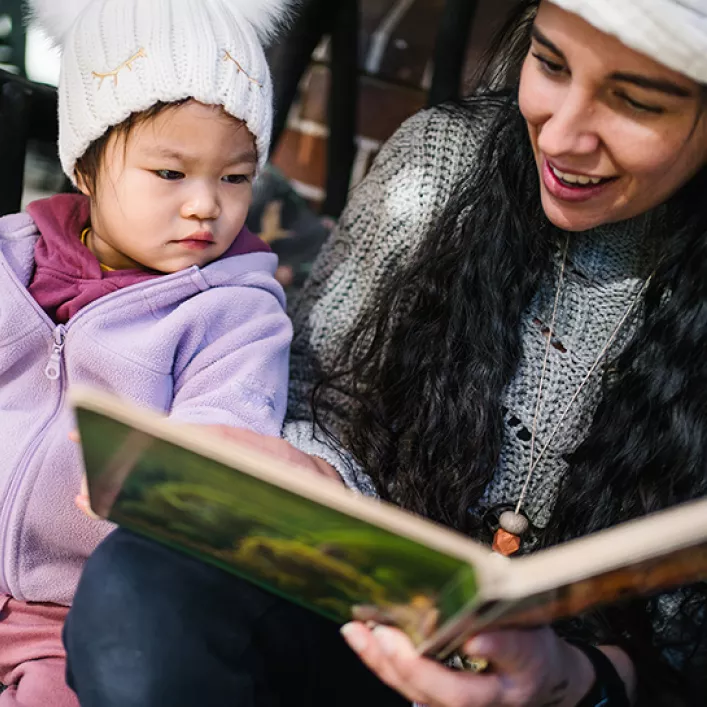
[519,3,707,231]
[542,158,618,202]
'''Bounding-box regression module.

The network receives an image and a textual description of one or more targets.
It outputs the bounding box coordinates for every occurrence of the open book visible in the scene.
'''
[71,386,707,661]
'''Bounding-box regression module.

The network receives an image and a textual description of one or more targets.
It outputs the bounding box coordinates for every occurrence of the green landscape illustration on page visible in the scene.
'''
[77,408,479,646]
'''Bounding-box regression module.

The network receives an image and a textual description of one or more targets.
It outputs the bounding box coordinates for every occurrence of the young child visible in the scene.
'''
[0,0,295,704]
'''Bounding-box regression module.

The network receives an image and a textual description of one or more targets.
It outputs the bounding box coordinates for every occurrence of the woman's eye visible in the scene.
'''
[154,169,184,180]
[616,92,664,115]
[223,174,250,185]
[533,53,566,76]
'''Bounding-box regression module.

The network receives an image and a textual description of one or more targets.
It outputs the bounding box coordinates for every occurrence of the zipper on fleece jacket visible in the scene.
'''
[0,257,221,597]
[0,327,68,600]
[44,325,67,380]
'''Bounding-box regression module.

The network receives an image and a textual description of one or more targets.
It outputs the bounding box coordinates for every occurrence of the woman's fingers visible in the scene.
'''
[463,630,540,674]
[340,623,427,703]
[341,622,502,707]
[462,628,595,707]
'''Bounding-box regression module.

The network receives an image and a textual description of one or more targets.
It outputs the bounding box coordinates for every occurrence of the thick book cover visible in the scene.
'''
[71,386,707,660]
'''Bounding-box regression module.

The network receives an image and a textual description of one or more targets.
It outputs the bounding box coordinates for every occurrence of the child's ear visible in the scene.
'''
[74,170,90,197]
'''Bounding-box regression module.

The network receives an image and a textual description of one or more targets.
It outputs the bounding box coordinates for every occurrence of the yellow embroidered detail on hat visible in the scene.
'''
[223,51,263,87]
[91,48,147,89]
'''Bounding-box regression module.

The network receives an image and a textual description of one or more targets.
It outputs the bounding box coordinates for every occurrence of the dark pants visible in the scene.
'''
[63,530,409,707]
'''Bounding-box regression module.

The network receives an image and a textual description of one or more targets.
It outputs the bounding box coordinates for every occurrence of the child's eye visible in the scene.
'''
[533,53,566,76]
[222,174,250,185]
[154,169,184,180]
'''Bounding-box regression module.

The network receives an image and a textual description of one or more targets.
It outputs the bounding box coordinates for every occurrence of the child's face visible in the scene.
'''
[81,101,257,273]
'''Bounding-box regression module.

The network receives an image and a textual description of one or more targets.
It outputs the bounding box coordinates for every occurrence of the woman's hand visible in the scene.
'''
[200,425,343,484]
[340,623,596,707]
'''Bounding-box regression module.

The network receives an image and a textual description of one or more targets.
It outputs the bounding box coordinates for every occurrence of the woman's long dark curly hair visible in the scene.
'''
[314,1,707,701]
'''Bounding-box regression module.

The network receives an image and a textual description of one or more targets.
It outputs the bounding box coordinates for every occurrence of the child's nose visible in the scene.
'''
[181,185,220,220]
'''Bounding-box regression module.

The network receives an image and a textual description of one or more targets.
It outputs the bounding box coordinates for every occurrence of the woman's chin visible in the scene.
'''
[540,192,613,233]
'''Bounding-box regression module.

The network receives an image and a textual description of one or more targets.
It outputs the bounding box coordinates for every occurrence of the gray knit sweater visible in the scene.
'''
[281,97,704,695]
[283,100,651,529]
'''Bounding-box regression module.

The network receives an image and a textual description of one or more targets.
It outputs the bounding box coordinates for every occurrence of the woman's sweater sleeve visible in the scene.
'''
[282,105,482,492]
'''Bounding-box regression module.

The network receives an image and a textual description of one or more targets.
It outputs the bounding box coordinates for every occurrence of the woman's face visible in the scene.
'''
[519,2,707,232]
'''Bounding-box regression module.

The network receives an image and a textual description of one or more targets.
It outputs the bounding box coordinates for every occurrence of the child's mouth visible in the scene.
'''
[176,233,215,250]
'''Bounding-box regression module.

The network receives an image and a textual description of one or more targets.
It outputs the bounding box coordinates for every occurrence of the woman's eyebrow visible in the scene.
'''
[608,72,692,98]
[531,27,565,59]
[532,26,692,98]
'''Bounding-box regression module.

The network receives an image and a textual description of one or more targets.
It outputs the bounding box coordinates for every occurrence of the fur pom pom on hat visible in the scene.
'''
[29,0,296,46]
[26,0,96,46]
[27,0,298,181]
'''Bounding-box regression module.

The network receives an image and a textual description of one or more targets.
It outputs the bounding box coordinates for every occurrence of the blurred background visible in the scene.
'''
[0,0,515,291]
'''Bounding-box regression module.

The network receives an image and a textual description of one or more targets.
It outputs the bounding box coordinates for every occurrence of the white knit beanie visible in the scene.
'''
[549,0,707,85]
[28,0,296,182]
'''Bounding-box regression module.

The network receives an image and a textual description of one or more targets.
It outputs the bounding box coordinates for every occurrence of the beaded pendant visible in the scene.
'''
[492,510,529,557]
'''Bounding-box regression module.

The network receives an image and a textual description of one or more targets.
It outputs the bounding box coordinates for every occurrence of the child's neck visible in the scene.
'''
[81,228,117,272]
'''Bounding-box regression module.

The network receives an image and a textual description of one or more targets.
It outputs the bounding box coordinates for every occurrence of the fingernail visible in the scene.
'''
[372,625,399,656]
[465,637,489,655]
[340,623,367,653]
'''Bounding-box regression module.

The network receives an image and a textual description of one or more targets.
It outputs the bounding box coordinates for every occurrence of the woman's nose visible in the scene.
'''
[537,88,601,159]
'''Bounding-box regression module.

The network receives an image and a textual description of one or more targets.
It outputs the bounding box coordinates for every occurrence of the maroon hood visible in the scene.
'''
[26,193,269,323]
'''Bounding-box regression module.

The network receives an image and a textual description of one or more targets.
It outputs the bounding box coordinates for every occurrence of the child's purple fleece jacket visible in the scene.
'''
[0,197,292,606]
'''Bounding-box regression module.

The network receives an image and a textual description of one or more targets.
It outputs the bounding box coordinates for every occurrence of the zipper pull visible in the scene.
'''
[45,325,67,381]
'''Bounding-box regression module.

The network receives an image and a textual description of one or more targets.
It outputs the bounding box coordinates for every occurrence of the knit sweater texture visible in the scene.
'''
[281,97,707,695]
[283,98,651,532]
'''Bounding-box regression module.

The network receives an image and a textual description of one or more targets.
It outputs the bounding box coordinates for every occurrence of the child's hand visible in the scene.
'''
[69,425,343,522]
[69,430,101,519]
[197,426,343,484]
[75,474,100,519]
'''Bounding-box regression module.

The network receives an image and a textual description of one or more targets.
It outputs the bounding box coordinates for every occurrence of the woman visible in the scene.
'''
[63,0,707,705]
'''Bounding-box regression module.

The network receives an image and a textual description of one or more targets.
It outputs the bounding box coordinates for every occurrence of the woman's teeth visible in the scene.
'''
[551,165,605,186]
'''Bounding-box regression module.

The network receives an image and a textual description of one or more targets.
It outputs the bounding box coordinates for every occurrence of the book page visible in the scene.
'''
[424,540,707,658]
[420,497,707,657]
[76,401,486,650]
[73,387,707,661]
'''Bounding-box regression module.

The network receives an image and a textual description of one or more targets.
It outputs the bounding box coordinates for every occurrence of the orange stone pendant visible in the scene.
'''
[492,528,521,556]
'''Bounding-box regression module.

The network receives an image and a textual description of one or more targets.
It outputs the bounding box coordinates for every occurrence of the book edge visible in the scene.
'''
[501,497,707,599]
[70,385,498,576]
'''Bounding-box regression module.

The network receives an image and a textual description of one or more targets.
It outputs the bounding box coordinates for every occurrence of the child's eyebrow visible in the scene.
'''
[227,149,258,165]
[147,147,257,165]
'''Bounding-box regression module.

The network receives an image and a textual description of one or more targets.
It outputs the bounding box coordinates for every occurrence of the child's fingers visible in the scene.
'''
[76,476,100,519]
[71,433,97,519]
[275,265,294,287]
[75,493,100,520]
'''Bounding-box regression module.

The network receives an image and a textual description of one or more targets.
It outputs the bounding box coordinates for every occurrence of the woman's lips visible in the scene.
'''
[542,159,617,203]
